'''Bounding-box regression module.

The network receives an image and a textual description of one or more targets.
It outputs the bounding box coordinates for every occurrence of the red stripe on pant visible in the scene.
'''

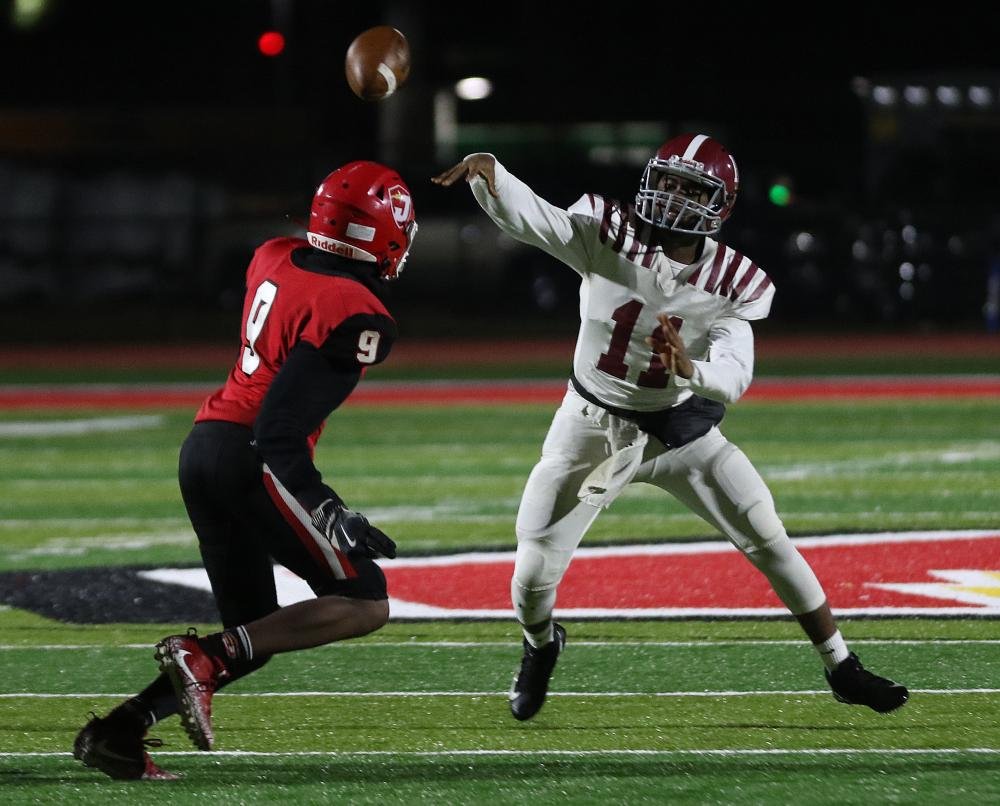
[261,471,357,580]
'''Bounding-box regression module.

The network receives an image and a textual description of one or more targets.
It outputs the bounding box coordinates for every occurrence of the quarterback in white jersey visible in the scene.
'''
[433,133,907,721]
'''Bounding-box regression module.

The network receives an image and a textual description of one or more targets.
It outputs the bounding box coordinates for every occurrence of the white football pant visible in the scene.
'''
[512,387,827,629]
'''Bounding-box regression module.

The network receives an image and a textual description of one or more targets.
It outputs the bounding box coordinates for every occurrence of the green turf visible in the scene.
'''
[1,615,998,803]
[2,399,998,570]
[1,389,999,801]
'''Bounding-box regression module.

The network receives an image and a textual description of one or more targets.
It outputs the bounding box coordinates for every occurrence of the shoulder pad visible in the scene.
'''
[684,242,775,320]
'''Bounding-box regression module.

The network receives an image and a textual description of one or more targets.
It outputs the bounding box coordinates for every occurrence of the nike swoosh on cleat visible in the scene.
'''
[93,739,138,765]
[174,649,199,684]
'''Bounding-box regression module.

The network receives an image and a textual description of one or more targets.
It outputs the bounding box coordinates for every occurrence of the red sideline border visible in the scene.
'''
[0,376,999,409]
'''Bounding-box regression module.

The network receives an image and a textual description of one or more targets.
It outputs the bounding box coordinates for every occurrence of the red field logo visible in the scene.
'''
[140,530,1000,618]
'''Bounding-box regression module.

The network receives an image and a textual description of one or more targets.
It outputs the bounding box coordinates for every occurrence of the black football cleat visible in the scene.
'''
[509,623,566,721]
[73,712,179,780]
[825,652,909,713]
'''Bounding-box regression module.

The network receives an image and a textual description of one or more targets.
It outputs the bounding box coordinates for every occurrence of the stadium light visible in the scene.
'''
[454,77,493,101]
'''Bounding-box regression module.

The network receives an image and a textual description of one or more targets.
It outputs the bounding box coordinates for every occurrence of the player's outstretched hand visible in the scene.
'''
[645,313,694,379]
[311,499,397,560]
[431,153,498,198]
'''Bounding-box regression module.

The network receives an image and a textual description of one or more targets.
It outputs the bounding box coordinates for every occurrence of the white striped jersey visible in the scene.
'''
[470,158,774,412]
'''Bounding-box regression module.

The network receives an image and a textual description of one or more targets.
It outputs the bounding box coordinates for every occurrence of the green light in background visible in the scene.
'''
[769,183,792,206]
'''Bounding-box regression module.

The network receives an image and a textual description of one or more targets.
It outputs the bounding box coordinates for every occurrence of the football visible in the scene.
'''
[344,26,410,101]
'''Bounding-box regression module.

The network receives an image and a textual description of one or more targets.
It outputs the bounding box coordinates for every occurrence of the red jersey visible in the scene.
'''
[196,237,396,448]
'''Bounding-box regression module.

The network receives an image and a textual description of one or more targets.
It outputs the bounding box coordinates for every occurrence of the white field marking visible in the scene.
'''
[4,532,196,560]
[0,415,164,438]
[2,689,997,699]
[764,442,1000,481]
[5,479,175,489]
[376,529,1000,568]
[871,570,1000,608]
[5,748,1000,759]
[2,638,999,651]
[0,517,188,528]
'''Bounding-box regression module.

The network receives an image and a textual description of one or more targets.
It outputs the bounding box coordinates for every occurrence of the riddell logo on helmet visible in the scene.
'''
[307,232,377,262]
[308,233,351,256]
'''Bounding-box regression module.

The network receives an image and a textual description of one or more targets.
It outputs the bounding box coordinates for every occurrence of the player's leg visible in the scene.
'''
[73,422,261,773]
[151,421,285,750]
[514,393,608,643]
[163,422,393,748]
[639,427,907,712]
[509,391,608,719]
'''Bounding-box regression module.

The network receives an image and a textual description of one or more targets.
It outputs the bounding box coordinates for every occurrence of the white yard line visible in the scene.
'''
[1,638,998,651]
[4,748,999,758]
[2,688,997,699]
[0,415,164,438]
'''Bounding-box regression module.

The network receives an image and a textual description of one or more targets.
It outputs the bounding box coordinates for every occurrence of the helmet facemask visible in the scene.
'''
[635,157,729,236]
[381,220,418,281]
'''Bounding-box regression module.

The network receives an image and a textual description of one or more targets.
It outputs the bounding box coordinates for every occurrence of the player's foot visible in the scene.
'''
[825,652,909,713]
[73,712,179,780]
[509,623,566,721]
[155,628,228,750]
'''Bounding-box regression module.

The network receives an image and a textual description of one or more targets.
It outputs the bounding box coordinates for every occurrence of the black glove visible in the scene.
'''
[310,499,396,560]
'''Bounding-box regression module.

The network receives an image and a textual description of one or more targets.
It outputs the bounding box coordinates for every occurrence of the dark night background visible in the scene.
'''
[1,0,998,341]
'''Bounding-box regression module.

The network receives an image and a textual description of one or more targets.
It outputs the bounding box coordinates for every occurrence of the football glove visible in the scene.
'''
[310,499,397,560]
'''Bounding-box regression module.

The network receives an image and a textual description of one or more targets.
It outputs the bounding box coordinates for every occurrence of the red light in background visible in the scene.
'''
[258,31,285,57]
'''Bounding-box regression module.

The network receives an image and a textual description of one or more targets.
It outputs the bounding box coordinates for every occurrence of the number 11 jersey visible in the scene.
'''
[468,159,774,412]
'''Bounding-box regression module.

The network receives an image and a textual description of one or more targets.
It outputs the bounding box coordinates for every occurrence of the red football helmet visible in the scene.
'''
[307,161,417,280]
[635,133,739,236]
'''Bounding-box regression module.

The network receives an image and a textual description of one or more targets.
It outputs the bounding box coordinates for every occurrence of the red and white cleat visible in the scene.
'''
[155,629,229,751]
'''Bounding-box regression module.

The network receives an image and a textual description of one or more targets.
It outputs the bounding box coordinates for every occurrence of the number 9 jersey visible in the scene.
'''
[195,235,396,460]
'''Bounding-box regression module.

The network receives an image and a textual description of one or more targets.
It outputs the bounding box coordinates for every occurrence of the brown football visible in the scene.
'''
[344,26,410,101]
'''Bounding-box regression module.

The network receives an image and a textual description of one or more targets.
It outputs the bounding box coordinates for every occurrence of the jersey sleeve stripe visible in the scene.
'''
[743,274,773,303]
[717,252,748,297]
[610,205,629,253]
[701,245,730,293]
[730,262,760,300]
[599,201,614,244]
[624,227,644,262]
[261,464,356,581]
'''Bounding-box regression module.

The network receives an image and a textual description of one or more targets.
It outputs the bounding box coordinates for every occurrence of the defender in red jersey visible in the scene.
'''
[74,161,416,778]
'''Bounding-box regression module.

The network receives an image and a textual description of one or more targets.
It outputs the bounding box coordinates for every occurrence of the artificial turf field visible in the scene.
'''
[1,345,998,803]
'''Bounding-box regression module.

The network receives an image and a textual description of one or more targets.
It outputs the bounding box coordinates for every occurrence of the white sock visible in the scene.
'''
[814,630,849,671]
[522,620,554,649]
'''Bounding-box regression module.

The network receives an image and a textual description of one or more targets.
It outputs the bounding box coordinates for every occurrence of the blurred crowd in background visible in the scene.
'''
[1,1,998,342]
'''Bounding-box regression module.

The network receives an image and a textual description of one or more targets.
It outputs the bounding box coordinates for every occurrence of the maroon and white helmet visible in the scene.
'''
[635,133,739,236]
[307,161,417,280]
